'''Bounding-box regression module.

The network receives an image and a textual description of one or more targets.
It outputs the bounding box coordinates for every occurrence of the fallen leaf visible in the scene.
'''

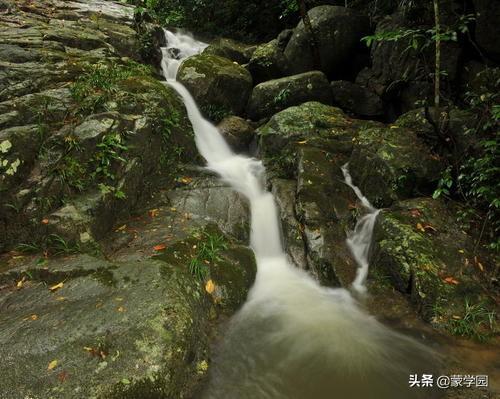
[409,208,422,218]
[153,244,166,251]
[55,296,66,301]
[47,360,58,370]
[416,223,425,233]
[83,347,93,352]
[422,223,437,232]
[16,276,26,289]
[452,315,461,320]
[49,282,64,291]
[115,224,127,232]
[458,249,465,254]
[296,140,308,144]
[205,279,215,294]
[180,177,192,184]
[117,306,125,312]
[148,209,159,218]
[57,371,69,383]
[30,314,38,320]
[443,276,459,285]
[41,218,49,225]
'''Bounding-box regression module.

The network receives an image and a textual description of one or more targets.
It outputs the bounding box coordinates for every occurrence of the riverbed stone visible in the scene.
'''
[177,53,253,116]
[248,39,289,84]
[203,38,256,64]
[217,116,255,152]
[247,71,333,120]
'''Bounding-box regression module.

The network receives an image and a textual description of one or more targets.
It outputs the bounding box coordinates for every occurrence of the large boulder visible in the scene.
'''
[0,224,256,398]
[203,38,256,64]
[348,123,443,207]
[284,6,370,77]
[248,39,289,84]
[177,54,253,116]
[246,71,332,120]
[331,80,384,118]
[372,198,497,339]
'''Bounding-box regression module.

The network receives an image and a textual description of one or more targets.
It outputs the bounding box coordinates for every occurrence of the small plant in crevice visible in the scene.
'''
[200,104,230,123]
[189,230,228,280]
[445,299,496,342]
[273,87,291,106]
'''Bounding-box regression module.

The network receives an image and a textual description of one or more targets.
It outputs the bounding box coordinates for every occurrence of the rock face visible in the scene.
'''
[331,80,384,118]
[284,6,370,77]
[246,71,332,120]
[203,38,256,64]
[0,226,256,399]
[372,198,497,336]
[177,54,253,116]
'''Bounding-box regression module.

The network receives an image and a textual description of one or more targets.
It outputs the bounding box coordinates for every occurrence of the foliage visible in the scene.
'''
[189,230,228,280]
[71,60,151,115]
[200,104,230,123]
[446,299,496,342]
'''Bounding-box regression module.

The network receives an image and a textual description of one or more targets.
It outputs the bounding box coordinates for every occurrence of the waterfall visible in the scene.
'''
[341,163,381,294]
[159,30,439,399]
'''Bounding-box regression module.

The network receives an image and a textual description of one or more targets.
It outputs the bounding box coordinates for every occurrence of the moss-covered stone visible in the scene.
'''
[203,38,255,64]
[248,39,289,84]
[177,54,253,117]
[371,198,497,339]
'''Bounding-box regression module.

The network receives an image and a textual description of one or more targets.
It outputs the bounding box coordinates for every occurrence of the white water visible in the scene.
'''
[160,31,439,399]
[342,163,381,295]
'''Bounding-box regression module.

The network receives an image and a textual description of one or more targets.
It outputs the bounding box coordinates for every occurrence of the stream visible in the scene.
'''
[160,30,441,399]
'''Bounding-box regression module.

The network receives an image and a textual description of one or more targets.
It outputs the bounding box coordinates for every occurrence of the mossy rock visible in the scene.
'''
[246,71,333,120]
[371,198,497,340]
[177,54,253,117]
[203,38,256,64]
[348,124,443,207]
[248,39,289,84]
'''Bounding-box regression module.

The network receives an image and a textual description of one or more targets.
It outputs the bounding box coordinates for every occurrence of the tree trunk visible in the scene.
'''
[433,0,441,121]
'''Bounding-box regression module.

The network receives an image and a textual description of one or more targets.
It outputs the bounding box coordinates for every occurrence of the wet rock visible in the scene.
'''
[246,71,333,120]
[0,235,256,398]
[330,80,384,118]
[284,6,370,77]
[372,198,497,336]
[177,54,253,116]
[271,179,307,269]
[217,116,255,152]
[348,124,443,207]
[203,38,256,64]
[248,39,289,84]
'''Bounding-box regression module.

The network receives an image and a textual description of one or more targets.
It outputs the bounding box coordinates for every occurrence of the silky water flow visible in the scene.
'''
[160,30,441,399]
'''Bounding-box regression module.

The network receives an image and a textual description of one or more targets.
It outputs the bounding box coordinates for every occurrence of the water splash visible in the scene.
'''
[160,30,440,399]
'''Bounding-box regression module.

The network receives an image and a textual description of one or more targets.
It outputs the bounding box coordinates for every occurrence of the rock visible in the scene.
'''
[276,29,293,50]
[217,116,255,152]
[246,71,333,120]
[203,38,256,64]
[473,0,500,62]
[177,54,253,116]
[271,179,307,269]
[372,198,497,335]
[0,227,256,398]
[0,1,198,253]
[330,80,384,118]
[348,123,443,207]
[248,39,289,84]
[284,6,370,77]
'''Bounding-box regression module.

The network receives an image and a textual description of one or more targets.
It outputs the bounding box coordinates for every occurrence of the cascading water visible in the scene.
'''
[341,163,381,295]
[160,31,440,399]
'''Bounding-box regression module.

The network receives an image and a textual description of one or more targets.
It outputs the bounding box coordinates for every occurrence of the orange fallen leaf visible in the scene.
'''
[477,262,484,272]
[57,371,69,383]
[443,276,459,285]
[416,223,425,233]
[41,218,49,225]
[47,360,58,370]
[49,282,64,291]
[148,209,159,218]
[153,244,166,251]
[180,177,192,184]
[205,279,215,294]
[30,314,38,320]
